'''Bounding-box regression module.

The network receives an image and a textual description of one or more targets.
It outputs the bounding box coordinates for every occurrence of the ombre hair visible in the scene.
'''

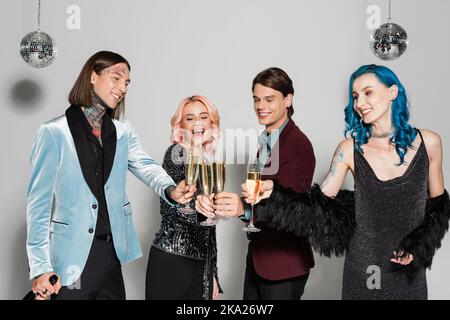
[170,95,221,155]
[68,51,130,119]
[344,64,416,165]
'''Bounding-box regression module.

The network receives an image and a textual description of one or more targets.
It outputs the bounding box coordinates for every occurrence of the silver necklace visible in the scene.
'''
[371,130,394,138]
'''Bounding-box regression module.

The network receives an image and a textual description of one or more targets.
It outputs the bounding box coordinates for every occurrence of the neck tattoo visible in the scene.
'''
[83,92,108,139]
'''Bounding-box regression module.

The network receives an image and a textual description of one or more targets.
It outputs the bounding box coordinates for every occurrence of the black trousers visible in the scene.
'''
[54,236,125,300]
[243,249,309,300]
[145,246,203,300]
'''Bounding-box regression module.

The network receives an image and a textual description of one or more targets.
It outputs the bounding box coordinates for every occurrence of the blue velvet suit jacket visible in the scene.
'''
[26,105,175,285]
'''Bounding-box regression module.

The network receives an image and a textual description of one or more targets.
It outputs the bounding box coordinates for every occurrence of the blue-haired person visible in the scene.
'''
[242,64,448,299]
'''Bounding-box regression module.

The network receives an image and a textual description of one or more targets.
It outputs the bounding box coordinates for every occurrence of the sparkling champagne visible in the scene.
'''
[184,155,199,185]
[199,163,214,196]
[246,171,261,202]
[213,162,226,193]
[242,159,262,232]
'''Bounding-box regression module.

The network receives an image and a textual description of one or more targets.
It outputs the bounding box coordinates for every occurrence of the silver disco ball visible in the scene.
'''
[20,31,57,68]
[370,22,408,61]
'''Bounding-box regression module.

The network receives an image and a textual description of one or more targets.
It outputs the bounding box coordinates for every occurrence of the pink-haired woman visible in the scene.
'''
[145,95,222,300]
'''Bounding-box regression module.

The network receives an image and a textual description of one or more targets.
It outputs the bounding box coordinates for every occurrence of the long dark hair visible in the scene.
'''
[68,51,130,119]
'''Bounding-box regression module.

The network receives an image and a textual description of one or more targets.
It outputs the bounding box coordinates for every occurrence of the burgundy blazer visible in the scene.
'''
[251,119,316,280]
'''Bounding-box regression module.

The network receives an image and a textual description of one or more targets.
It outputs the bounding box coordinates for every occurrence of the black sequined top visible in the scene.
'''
[152,144,219,299]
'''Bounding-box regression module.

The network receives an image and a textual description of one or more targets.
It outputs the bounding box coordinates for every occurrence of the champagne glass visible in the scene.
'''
[242,158,261,232]
[201,161,227,226]
[198,161,216,226]
[177,150,199,214]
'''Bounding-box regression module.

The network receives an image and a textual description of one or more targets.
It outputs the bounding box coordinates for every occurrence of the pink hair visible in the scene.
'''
[170,95,221,155]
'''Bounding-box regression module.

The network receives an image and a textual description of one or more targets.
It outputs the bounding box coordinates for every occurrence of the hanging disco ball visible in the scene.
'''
[370,22,408,61]
[20,31,57,68]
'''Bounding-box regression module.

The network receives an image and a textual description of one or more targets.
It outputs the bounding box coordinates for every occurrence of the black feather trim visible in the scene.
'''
[393,190,450,276]
[256,181,355,257]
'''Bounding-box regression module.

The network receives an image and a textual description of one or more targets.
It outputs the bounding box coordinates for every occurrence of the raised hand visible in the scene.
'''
[170,180,196,204]
[213,192,244,217]
[195,194,216,218]
[241,180,274,205]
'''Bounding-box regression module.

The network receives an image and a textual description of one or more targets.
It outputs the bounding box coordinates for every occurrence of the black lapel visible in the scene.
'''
[101,111,116,183]
[65,105,97,196]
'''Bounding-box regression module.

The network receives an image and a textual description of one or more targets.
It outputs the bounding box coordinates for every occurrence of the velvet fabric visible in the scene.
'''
[26,106,175,285]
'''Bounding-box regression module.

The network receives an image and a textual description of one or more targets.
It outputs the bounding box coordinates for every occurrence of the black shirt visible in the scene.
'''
[79,112,111,237]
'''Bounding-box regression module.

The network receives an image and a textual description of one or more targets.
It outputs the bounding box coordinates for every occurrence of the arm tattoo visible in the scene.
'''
[329,145,344,176]
[321,144,344,189]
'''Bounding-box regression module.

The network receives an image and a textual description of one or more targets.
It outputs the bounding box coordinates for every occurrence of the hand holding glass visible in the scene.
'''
[177,151,199,214]
[201,161,228,226]
[198,162,217,226]
[242,159,262,232]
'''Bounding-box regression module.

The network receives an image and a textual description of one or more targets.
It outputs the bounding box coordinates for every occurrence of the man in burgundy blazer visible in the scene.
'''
[246,68,315,299]
[199,67,316,299]
[248,117,315,299]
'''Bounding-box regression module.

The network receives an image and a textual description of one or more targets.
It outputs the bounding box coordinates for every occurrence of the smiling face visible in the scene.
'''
[90,62,130,109]
[180,101,213,146]
[352,73,398,125]
[252,84,292,132]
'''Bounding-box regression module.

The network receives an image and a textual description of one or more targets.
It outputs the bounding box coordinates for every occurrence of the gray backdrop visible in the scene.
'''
[1,0,448,299]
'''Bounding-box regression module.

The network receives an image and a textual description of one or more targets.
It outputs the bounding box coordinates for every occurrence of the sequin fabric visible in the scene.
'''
[152,144,219,299]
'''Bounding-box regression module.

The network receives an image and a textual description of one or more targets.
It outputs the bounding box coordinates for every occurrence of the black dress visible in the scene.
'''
[342,132,428,299]
[146,144,219,300]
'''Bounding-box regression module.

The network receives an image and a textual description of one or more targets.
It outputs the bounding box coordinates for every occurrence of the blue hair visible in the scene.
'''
[344,64,416,165]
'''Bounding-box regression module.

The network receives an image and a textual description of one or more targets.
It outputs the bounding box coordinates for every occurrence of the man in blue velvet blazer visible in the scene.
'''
[26,51,194,300]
